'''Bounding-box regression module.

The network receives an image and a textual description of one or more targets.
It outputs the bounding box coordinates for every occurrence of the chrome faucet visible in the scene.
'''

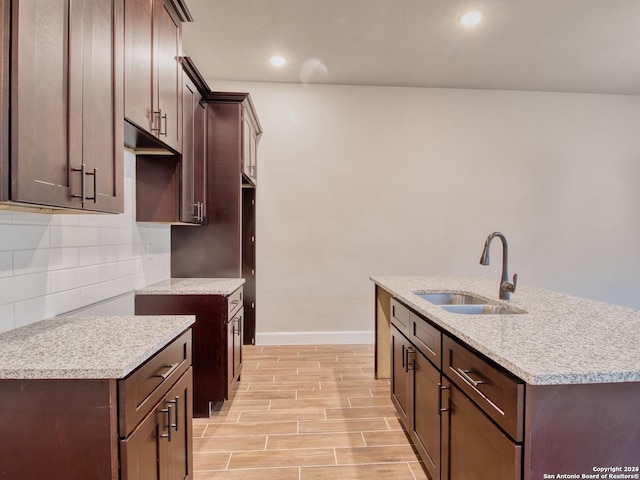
[479,232,518,300]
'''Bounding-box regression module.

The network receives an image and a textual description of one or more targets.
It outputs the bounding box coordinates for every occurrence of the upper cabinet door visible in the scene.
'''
[9,0,123,212]
[155,0,182,153]
[123,0,154,133]
[124,0,183,153]
[180,74,206,224]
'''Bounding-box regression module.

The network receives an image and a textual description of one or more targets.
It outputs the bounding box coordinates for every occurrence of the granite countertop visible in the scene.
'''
[371,275,640,386]
[136,278,245,296]
[0,315,195,379]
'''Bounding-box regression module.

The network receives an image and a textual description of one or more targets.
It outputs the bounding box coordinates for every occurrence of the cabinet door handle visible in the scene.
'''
[167,396,179,431]
[159,404,172,442]
[405,347,415,372]
[160,113,168,137]
[154,362,180,380]
[72,164,87,203]
[456,368,487,388]
[85,168,97,203]
[438,382,450,414]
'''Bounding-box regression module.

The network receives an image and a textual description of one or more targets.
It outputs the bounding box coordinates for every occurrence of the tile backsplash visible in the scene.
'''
[0,150,171,333]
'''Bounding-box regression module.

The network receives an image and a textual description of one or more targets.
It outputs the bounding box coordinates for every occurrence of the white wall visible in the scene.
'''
[0,150,171,333]
[211,81,640,344]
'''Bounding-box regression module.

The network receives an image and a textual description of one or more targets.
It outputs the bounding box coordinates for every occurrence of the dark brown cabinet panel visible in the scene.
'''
[124,0,187,153]
[412,348,442,480]
[441,378,522,480]
[390,324,412,426]
[135,287,244,417]
[3,0,123,212]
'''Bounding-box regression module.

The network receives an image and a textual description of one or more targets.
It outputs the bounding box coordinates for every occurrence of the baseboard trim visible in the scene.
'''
[255,331,375,345]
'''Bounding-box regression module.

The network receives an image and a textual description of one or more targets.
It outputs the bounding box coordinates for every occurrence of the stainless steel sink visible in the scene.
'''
[415,291,525,315]
[440,304,523,315]
[415,292,486,305]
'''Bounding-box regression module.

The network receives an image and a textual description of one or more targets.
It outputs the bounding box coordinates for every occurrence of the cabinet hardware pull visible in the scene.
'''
[456,368,487,388]
[151,110,162,133]
[405,347,415,372]
[159,405,172,441]
[154,362,180,380]
[85,168,97,203]
[160,113,168,137]
[71,164,87,203]
[167,396,179,431]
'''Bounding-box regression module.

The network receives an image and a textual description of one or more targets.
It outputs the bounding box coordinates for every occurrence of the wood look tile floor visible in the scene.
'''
[192,344,428,480]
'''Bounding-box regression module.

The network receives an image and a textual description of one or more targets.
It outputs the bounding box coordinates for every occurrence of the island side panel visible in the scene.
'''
[524,381,640,479]
[0,378,119,480]
[375,285,391,379]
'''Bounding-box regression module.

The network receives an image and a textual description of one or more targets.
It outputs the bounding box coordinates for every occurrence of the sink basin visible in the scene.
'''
[415,292,486,305]
[440,304,523,315]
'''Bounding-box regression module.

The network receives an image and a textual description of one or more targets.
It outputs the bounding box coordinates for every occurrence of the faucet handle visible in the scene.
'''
[501,273,518,294]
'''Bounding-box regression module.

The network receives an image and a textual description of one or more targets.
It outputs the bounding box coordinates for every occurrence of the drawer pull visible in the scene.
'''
[154,362,180,380]
[158,405,173,442]
[456,368,487,388]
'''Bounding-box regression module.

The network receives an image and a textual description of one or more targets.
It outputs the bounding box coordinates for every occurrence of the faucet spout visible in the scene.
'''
[479,232,518,300]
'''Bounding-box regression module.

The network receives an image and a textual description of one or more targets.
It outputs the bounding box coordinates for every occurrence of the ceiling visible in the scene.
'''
[181,0,640,95]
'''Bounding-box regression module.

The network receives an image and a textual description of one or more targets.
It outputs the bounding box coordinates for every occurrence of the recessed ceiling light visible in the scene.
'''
[269,54,287,67]
[459,9,484,27]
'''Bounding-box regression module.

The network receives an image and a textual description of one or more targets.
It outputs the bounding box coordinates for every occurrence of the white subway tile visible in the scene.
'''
[101,226,134,246]
[0,225,50,251]
[13,248,79,275]
[0,210,13,224]
[10,212,54,226]
[0,304,15,333]
[14,289,82,327]
[101,258,144,281]
[78,244,135,266]
[80,275,139,305]
[49,225,101,248]
[0,252,12,277]
[0,272,49,306]
[49,265,103,293]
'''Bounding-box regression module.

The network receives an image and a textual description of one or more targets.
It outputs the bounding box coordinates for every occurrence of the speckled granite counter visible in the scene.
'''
[371,275,640,385]
[136,278,245,295]
[0,315,195,379]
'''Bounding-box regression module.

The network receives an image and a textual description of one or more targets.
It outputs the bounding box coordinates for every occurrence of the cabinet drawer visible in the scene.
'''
[443,334,524,442]
[390,298,410,333]
[410,312,441,368]
[228,287,243,318]
[118,329,192,437]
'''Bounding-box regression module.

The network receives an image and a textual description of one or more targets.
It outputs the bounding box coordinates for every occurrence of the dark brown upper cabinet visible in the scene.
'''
[1,0,124,213]
[135,58,208,225]
[180,62,207,224]
[124,0,191,154]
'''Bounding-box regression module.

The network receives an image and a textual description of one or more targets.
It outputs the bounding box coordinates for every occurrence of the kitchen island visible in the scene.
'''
[371,276,640,480]
[0,314,195,480]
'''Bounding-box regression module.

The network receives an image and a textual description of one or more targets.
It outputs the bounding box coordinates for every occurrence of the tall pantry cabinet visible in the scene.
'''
[172,93,262,345]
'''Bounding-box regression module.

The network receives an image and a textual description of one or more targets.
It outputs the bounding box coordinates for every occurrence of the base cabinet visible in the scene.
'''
[390,298,523,480]
[135,286,244,417]
[120,368,193,480]
[441,378,522,480]
[0,329,193,480]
